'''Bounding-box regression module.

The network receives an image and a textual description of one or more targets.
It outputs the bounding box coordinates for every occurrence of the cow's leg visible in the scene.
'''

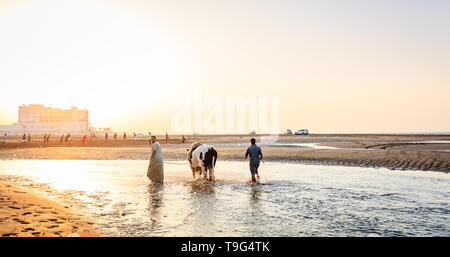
[190,165,196,179]
[210,166,215,182]
[208,166,212,181]
[197,167,202,177]
[203,165,208,180]
[210,155,215,182]
[206,165,214,181]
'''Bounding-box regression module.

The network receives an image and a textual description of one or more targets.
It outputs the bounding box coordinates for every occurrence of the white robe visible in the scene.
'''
[147,142,164,184]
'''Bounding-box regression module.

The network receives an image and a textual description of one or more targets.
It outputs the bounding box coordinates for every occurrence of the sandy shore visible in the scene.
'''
[0,181,99,237]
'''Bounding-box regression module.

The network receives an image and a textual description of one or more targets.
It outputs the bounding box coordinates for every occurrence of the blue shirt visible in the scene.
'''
[246,144,262,164]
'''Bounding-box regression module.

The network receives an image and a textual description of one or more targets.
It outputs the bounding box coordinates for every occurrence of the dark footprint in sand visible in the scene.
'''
[13,218,30,224]
[8,206,20,209]
[22,228,35,232]
[47,225,59,229]
[2,233,17,237]
[31,232,41,236]
[23,212,32,216]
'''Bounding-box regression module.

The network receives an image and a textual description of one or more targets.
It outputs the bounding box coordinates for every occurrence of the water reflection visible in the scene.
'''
[249,185,263,218]
[182,179,220,236]
[187,179,215,195]
[146,183,164,233]
[250,184,262,199]
[0,160,449,236]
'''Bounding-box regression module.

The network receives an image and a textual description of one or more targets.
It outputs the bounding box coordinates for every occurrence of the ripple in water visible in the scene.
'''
[0,160,449,236]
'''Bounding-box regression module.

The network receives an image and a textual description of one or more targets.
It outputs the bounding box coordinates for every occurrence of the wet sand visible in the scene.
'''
[0,134,449,172]
[0,181,98,237]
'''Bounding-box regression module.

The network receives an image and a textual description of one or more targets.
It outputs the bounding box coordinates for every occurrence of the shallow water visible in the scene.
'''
[0,160,449,236]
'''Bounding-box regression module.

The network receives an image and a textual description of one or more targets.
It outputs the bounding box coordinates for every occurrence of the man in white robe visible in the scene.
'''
[147,136,164,184]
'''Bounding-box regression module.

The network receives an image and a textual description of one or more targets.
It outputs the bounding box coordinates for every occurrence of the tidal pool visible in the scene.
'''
[0,160,449,236]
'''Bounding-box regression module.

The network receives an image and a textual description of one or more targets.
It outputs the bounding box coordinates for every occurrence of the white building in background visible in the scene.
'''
[13,104,89,135]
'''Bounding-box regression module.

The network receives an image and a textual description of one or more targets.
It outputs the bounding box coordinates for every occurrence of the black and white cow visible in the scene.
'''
[187,142,217,181]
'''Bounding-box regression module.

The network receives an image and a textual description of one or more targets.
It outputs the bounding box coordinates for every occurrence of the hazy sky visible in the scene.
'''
[0,0,449,133]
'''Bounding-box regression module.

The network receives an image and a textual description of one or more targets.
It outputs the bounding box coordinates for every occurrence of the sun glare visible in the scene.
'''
[0,0,183,128]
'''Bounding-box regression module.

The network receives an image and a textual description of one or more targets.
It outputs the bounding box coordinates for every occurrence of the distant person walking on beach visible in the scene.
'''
[182,135,185,143]
[105,132,108,141]
[147,136,164,184]
[134,133,137,141]
[148,132,152,145]
[82,135,87,143]
[165,132,169,142]
[123,132,126,141]
[60,134,64,144]
[47,134,51,143]
[22,133,26,143]
[244,138,263,182]
[2,133,6,143]
[27,133,31,143]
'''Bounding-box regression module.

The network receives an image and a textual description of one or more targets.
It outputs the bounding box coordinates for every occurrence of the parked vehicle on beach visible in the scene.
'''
[295,129,309,135]
[286,129,293,135]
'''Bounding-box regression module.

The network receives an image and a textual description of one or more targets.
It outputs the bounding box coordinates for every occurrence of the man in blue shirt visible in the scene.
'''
[244,138,263,182]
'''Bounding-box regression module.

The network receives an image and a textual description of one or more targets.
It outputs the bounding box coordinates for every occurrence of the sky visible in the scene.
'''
[0,0,449,134]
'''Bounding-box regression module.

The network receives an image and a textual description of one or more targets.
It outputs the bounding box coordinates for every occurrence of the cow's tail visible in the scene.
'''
[211,150,216,182]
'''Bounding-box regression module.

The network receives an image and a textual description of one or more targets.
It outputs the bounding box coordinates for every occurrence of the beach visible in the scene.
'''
[1,159,448,236]
[0,181,98,237]
[1,134,449,172]
[0,133,449,237]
